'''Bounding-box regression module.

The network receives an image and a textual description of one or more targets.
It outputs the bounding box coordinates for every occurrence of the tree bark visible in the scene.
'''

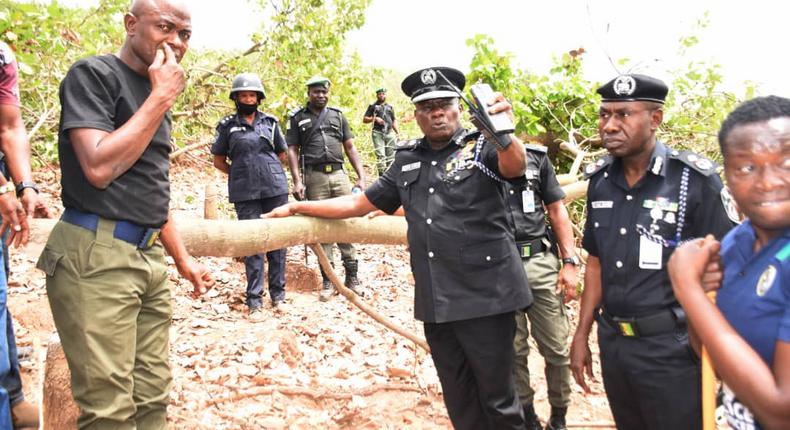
[30,215,408,257]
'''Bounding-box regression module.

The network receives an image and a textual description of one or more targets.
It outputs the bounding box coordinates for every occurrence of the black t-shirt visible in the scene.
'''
[364,102,395,133]
[58,55,171,227]
[365,129,531,323]
[505,144,565,242]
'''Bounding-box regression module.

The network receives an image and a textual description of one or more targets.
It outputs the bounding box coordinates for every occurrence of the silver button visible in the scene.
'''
[431,161,437,166]
[429,187,435,194]
[616,261,623,268]
[454,175,460,180]
[485,256,491,261]
[403,181,408,186]
[626,195,633,201]
[604,172,609,178]
[428,251,435,258]
[509,190,514,194]
[426,218,432,225]
[620,228,627,235]
[594,222,600,228]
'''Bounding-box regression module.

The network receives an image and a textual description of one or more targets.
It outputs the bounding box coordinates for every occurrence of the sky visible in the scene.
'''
[64,0,790,96]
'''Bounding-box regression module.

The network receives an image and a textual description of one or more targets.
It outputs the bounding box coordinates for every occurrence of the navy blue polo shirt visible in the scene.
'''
[212,112,288,203]
[717,221,789,430]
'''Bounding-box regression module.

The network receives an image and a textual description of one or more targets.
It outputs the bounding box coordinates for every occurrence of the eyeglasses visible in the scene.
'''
[415,98,458,114]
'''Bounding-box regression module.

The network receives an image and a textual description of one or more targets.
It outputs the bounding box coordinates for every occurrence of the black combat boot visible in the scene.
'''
[319,265,334,302]
[545,406,567,430]
[523,403,542,430]
[343,259,363,296]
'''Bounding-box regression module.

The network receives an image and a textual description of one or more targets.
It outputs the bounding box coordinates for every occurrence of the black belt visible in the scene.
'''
[515,238,545,259]
[310,163,343,173]
[598,307,686,337]
[62,208,161,250]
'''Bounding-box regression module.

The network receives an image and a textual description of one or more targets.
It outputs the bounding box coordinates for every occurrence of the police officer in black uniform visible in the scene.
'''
[266,67,531,429]
[504,143,579,430]
[285,76,366,301]
[212,73,289,315]
[570,74,736,430]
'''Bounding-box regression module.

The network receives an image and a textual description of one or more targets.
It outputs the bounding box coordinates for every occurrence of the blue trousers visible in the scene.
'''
[234,195,288,308]
[0,244,13,428]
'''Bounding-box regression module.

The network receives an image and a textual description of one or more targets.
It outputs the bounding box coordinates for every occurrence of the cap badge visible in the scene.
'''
[420,69,437,85]
[613,75,636,96]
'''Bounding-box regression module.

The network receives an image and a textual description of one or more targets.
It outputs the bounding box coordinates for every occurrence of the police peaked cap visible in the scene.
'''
[306,75,331,88]
[375,87,386,94]
[401,67,465,103]
[597,74,668,104]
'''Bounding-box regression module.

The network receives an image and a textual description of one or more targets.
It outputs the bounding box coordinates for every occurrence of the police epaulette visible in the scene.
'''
[669,149,717,176]
[583,155,613,179]
[524,143,548,154]
[327,106,343,113]
[395,139,419,151]
[217,114,235,127]
[288,107,304,118]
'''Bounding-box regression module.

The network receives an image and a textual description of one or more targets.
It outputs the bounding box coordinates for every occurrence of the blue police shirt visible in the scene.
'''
[717,220,790,430]
[212,111,288,203]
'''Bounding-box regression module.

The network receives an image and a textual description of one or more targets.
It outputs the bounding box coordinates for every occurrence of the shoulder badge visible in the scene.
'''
[583,155,612,179]
[755,265,777,297]
[720,186,741,224]
[670,150,717,176]
[288,107,304,118]
[395,139,419,151]
[524,143,548,154]
[217,114,235,128]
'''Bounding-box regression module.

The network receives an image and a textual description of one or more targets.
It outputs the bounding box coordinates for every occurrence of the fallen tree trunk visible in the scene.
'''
[30,215,408,257]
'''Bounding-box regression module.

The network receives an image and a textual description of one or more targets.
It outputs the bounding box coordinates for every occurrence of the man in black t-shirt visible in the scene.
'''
[36,1,214,428]
[363,88,399,176]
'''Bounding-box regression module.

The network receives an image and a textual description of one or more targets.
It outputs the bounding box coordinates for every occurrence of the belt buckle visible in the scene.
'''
[613,317,639,337]
[520,244,531,258]
[137,228,160,250]
[324,164,332,173]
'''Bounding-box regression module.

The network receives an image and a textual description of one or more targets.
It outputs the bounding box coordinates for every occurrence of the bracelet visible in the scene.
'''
[15,181,39,197]
[0,182,15,196]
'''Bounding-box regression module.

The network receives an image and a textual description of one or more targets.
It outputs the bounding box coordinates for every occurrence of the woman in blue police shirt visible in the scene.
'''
[212,73,289,316]
[669,96,790,430]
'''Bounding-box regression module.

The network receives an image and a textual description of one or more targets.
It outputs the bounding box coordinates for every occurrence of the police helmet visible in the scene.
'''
[230,73,265,100]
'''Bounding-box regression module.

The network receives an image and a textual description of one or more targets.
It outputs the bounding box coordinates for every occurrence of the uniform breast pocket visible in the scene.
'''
[590,208,612,230]
[397,168,421,205]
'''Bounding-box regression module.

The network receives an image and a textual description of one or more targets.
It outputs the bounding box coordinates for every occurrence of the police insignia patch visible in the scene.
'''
[720,187,740,224]
[694,158,713,171]
[756,265,777,297]
[613,75,636,96]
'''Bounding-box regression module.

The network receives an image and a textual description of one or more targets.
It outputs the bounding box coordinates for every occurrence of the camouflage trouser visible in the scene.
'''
[38,220,171,430]
[513,249,571,408]
[372,130,396,176]
[305,168,357,263]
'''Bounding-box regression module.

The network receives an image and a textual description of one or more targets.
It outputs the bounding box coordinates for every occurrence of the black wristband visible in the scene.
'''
[15,181,38,197]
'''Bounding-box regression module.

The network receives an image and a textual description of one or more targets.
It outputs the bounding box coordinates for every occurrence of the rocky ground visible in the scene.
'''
[10,164,615,429]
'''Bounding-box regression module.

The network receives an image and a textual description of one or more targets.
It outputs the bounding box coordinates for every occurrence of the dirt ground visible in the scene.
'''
[9,165,615,429]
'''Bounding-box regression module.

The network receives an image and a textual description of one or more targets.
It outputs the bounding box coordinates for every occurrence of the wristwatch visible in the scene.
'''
[15,181,38,196]
[562,256,580,266]
[0,182,14,196]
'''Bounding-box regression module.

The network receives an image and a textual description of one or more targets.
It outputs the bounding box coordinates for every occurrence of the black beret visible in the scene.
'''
[401,67,465,103]
[597,74,668,104]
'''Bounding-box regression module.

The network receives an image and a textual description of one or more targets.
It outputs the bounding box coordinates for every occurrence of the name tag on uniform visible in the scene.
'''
[522,189,535,213]
[229,126,245,133]
[402,161,421,172]
[298,118,311,127]
[639,236,663,270]
[592,201,613,209]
